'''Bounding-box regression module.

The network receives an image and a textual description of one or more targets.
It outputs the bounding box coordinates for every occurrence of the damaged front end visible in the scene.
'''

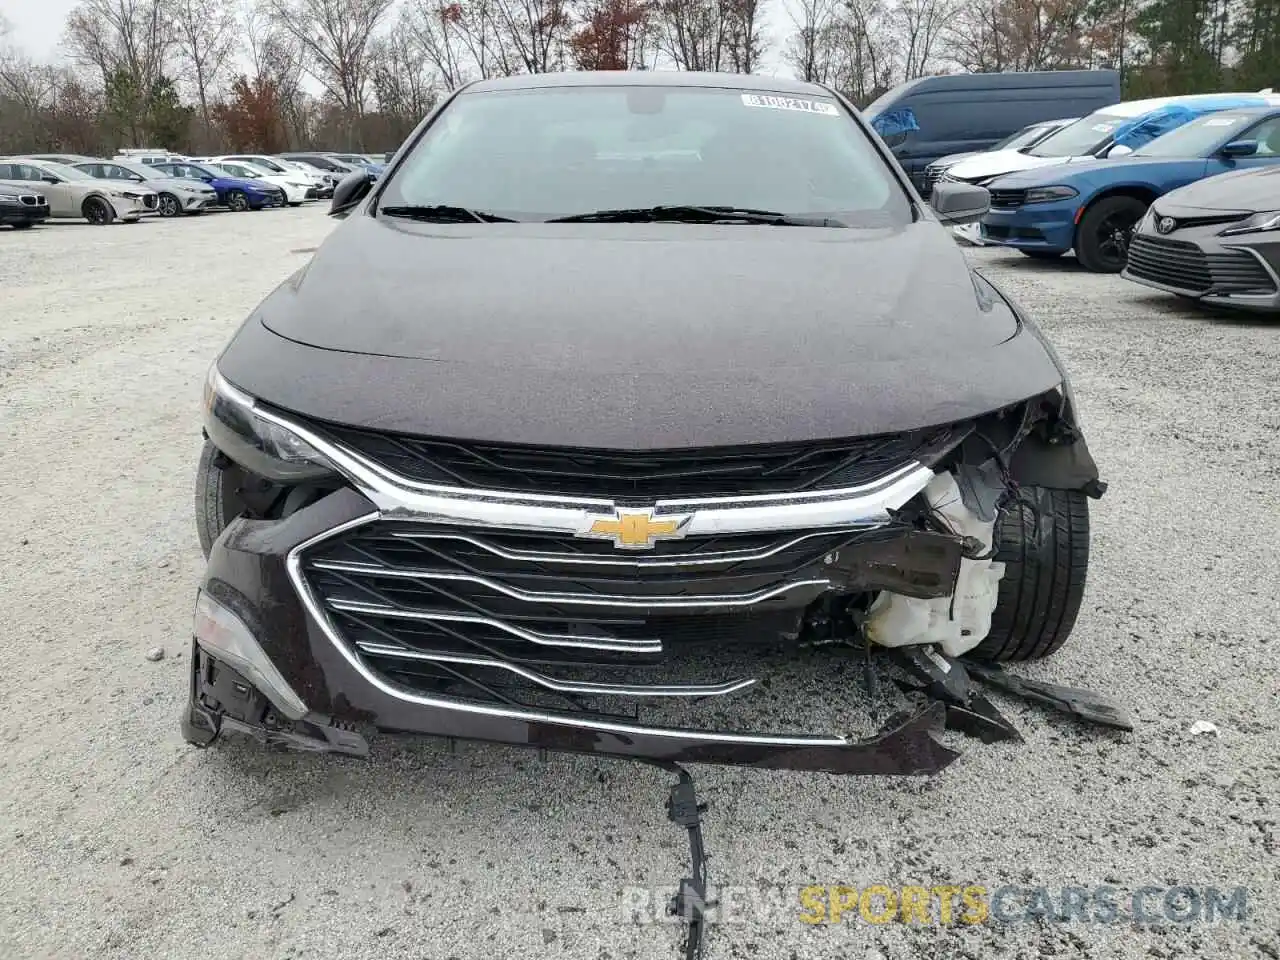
[188,367,1116,777]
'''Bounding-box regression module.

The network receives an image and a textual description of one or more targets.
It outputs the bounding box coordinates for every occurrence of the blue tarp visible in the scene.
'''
[870,107,919,138]
[1111,95,1272,149]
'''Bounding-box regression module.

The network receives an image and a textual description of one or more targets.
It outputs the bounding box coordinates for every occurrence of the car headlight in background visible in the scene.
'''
[203,365,336,482]
[1219,211,1280,237]
[1023,185,1080,204]
[0,193,19,202]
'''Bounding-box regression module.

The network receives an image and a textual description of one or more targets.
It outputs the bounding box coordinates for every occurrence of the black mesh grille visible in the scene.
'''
[1126,235,1276,296]
[314,422,966,499]
[988,189,1026,209]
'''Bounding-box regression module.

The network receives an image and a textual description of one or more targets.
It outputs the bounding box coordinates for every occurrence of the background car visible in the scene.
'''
[863,69,1120,191]
[0,187,50,229]
[24,153,96,165]
[921,117,1077,196]
[978,106,1280,271]
[324,152,386,179]
[0,157,155,224]
[150,160,285,211]
[203,154,328,194]
[202,159,314,206]
[73,158,218,217]
[942,92,1280,188]
[1123,165,1280,311]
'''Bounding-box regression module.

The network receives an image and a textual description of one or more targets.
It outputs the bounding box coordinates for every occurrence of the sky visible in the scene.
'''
[3,0,797,77]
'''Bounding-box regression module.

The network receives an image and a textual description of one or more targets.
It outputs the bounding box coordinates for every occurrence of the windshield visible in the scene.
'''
[380,86,909,225]
[40,161,94,181]
[993,122,1058,151]
[181,163,222,179]
[114,161,158,179]
[1131,113,1251,157]
[248,157,285,172]
[1028,113,1129,157]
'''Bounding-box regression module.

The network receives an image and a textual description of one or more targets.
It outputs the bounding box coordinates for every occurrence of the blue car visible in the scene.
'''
[150,160,286,211]
[979,104,1280,272]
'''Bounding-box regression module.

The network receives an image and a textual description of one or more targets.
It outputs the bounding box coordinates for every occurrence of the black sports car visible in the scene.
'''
[187,71,1105,776]
[1123,164,1280,312]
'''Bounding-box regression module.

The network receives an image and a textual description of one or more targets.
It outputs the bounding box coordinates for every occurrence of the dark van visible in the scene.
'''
[862,70,1121,191]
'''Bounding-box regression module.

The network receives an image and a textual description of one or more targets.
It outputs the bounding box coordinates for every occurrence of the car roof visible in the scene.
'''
[463,69,832,97]
[1100,92,1277,117]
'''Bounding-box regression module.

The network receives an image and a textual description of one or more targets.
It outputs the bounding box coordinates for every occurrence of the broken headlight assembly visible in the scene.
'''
[203,364,336,482]
[1219,211,1280,237]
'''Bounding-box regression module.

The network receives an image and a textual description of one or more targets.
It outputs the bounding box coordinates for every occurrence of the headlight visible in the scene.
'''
[288,181,309,188]
[1220,211,1280,237]
[203,365,336,482]
[1023,185,1079,204]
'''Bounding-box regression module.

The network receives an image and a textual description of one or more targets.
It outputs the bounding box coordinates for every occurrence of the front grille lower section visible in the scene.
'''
[299,519,963,728]
[142,194,157,208]
[315,422,967,499]
[1126,235,1276,296]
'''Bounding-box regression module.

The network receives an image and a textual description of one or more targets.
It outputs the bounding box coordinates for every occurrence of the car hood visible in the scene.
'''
[946,150,1073,182]
[214,176,273,191]
[219,216,1066,447]
[930,151,982,169]
[145,176,214,193]
[97,178,158,193]
[1155,165,1280,213]
[992,156,1204,188]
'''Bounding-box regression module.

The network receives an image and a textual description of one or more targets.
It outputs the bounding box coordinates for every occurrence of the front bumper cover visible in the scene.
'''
[184,486,961,776]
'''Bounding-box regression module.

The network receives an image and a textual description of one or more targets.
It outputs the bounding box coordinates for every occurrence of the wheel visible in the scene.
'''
[195,440,249,558]
[971,486,1090,662]
[158,192,182,217]
[1020,250,1063,260]
[1075,196,1147,273]
[227,189,249,212]
[288,201,302,207]
[10,222,34,230]
[83,196,115,225]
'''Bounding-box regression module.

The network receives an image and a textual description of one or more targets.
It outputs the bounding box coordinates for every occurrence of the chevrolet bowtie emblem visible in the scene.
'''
[584,509,689,550]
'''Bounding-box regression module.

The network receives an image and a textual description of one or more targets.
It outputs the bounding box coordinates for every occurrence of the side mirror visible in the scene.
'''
[330,169,373,218]
[42,175,60,184]
[1221,139,1258,158]
[201,176,214,182]
[1106,144,1134,158]
[929,180,990,225]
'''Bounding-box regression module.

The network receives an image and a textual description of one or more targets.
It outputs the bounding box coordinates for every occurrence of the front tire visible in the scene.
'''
[10,222,34,230]
[227,189,249,212]
[158,192,182,217]
[195,441,250,558]
[1075,196,1147,273]
[1020,250,1063,260]
[83,196,115,225]
[971,487,1090,662]
[288,201,302,207]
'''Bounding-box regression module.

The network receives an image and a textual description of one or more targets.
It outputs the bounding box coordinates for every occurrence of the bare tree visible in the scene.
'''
[171,0,236,145]
[64,0,173,89]
[895,0,952,77]
[784,0,839,81]
[653,0,727,69]
[490,0,573,72]
[269,0,395,127]
[241,0,308,144]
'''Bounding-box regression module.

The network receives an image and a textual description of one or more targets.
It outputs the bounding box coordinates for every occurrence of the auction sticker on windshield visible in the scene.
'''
[741,94,839,116]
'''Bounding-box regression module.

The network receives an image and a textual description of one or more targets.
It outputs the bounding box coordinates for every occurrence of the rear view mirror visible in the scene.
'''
[1221,139,1258,157]
[929,181,990,225]
[42,175,60,184]
[330,169,373,219]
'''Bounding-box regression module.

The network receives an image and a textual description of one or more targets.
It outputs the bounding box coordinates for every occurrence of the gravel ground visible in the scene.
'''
[1,209,1277,960]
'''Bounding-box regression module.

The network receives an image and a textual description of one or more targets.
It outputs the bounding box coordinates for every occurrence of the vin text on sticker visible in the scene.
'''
[741,93,839,116]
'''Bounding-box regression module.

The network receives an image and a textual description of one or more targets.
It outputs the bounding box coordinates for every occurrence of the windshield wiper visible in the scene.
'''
[380,204,517,223]
[546,205,845,226]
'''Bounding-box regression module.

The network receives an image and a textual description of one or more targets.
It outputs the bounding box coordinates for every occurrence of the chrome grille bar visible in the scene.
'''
[314,558,830,609]
[326,598,663,653]
[356,642,756,697]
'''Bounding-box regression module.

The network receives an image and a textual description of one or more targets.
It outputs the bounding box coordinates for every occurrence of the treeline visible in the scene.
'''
[0,0,1276,157]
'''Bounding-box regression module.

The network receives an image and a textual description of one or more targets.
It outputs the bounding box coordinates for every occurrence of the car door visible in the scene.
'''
[25,163,77,216]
